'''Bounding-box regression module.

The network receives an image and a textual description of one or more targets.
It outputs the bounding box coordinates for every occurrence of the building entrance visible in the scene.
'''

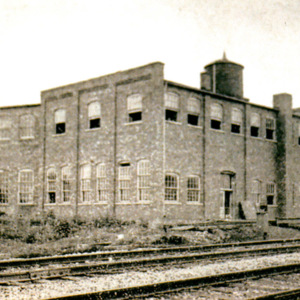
[220,171,235,219]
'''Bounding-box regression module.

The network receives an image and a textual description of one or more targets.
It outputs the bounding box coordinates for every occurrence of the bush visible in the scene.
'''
[54,220,72,239]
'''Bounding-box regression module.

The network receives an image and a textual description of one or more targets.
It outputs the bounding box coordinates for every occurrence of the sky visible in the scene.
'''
[0,0,300,108]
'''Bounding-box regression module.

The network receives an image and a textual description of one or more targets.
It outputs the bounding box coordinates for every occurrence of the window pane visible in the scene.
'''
[266,118,275,129]
[0,171,8,203]
[88,102,101,118]
[232,108,242,124]
[187,98,200,114]
[251,113,260,127]
[127,94,142,111]
[55,109,66,123]
[211,104,222,120]
[164,93,179,109]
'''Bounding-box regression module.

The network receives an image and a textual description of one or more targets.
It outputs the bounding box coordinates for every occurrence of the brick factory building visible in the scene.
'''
[0,55,299,222]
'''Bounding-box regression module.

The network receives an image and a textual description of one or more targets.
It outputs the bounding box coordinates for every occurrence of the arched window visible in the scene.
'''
[20,114,35,139]
[137,160,150,201]
[0,117,11,140]
[266,117,275,140]
[250,113,260,137]
[187,176,200,202]
[81,164,92,202]
[231,108,242,134]
[88,101,101,129]
[19,170,34,204]
[97,163,108,202]
[47,168,56,204]
[118,163,131,202]
[0,170,8,204]
[187,98,200,126]
[127,94,142,122]
[165,174,178,201]
[54,109,66,134]
[165,92,179,122]
[210,103,223,130]
[61,166,71,202]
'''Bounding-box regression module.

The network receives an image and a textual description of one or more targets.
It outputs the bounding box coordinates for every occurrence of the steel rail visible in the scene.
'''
[0,243,300,284]
[249,288,300,300]
[43,263,300,300]
[1,238,300,269]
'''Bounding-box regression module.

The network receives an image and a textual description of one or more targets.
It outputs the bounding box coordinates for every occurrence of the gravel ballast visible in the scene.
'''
[1,253,300,300]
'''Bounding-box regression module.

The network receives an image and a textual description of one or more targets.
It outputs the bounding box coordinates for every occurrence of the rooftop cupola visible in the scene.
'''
[201,53,244,99]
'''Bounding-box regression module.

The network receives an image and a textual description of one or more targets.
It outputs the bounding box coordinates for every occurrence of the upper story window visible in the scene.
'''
[165,92,179,122]
[165,174,178,201]
[187,175,200,202]
[47,168,56,204]
[88,102,101,129]
[137,160,150,202]
[210,103,223,130]
[61,166,71,202]
[97,163,108,202]
[127,94,142,122]
[80,164,92,202]
[55,109,66,135]
[18,170,34,204]
[20,114,35,139]
[0,117,11,140]
[187,98,200,126]
[231,108,242,134]
[266,183,276,205]
[266,118,275,140]
[0,170,8,204]
[250,113,260,137]
[119,163,131,202]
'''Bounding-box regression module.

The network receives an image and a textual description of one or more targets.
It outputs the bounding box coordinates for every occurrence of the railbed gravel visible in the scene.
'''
[1,253,300,300]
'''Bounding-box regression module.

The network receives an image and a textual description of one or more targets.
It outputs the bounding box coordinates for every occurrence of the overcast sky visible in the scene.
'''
[0,0,300,108]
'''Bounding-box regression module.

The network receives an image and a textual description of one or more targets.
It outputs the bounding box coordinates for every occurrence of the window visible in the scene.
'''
[0,171,8,204]
[20,114,35,139]
[47,168,56,204]
[266,118,275,140]
[55,109,66,134]
[165,92,179,122]
[187,98,200,126]
[231,108,242,134]
[187,176,200,202]
[210,103,222,130]
[250,113,260,137]
[128,94,142,122]
[97,163,108,202]
[119,163,131,202]
[165,174,178,201]
[266,183,276,205]
[88,102,101,129]
[137,160,150,201]
[81,164,92,202]
[0,117,11,140]
[19,170,34,204]
[61,166,71,202]
[251,180,261,207]
[298,123,300,145]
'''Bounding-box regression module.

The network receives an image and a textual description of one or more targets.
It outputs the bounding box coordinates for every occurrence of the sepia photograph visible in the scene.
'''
[0,0,300,299]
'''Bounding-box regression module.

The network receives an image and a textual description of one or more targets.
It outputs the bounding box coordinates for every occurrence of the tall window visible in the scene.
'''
[187,176,200,202]
[47,168,56,204]
[298,123,300,145]
[19,170,34,204]
[251,180,261,207]
[0,171,8,204]
[250,113,260,137]
[20,114,35,139]
[0,117,11,140]
[165,92,179,122]
[165,174,178,201]
[61,166,71,202]
[88,101,101,129]
[266,118,275,140]
[137,160,150,201]
[127,94,142,122]
[119,163,131,202]
[231,108,242,134]
[97,163,108,202]
[266,183,276,205]
[187,98,200,126]
[55,109,66,134]
[81,164,92,202]
[210,103,223,130]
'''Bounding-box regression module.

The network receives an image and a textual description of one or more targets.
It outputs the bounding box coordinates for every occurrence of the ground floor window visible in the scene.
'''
[62,166,71,202]
[97,163,108,202]
[47,168,56,203]
[165,174,178,201]
[137,160,150,201]
[81,164,92,202]
[19,170,34,204]
[0,171,8,204]
[119,163,131,202]
[251,180,261,207]
[187,176,200,202]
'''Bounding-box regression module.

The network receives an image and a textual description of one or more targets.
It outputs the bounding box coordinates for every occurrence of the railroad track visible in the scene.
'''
[1,243,300,285]
[43,263,300,300]
[1,238,300,270]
